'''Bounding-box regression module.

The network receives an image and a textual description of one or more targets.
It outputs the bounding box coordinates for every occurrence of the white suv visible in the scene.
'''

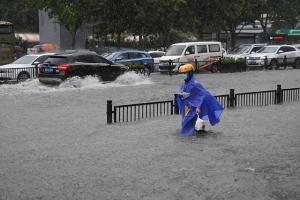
[246,45,300,69]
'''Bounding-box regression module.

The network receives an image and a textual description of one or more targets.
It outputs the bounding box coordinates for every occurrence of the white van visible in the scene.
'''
[159,41,224,73]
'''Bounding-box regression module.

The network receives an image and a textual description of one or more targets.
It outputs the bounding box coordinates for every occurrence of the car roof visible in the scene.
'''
[148,50,165,53]
[112,50,150,54]
[264,45,294,48]
[53,50,98,57]
[171,41,221,46]
[25,52,55,57]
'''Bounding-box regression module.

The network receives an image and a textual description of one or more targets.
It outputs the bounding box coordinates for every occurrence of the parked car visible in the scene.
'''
[38,50,129,84]
[104,50,155,74]
[225,43,266,60]
[148,50,165,71]
[246,45,300,70]
[0,53,54,83]
[158,41,223,73]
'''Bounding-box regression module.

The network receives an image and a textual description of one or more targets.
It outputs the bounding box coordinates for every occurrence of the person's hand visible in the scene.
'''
[196,107,201,114]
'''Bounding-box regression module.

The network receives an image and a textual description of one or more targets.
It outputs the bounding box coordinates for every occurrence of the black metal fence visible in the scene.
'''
[0,67,38,83]
[107,84,300,124]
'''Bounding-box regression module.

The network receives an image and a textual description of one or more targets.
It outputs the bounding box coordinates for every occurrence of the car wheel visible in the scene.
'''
[211,64,218,73]
[270,59,278,70]
[294,58,300,69]
[143,65,151,76]
[17,72,30,82]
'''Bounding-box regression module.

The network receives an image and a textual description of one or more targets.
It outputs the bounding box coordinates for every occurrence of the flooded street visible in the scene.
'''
[0,70,300,199]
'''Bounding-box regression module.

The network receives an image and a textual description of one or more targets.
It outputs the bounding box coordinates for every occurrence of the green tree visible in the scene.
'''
[0,0,38,32]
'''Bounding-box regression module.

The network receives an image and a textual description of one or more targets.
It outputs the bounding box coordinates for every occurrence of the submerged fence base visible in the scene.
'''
[107,84,300,124]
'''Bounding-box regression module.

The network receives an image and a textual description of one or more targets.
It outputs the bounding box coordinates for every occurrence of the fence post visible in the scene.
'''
[107,100,113,124]
[168,59,172,76]
[264,56,268,70]
[229,89,235,108]
[35,65,39,78]
[174,94,179,114]
[194,59,198,72]
[283,56,287,69]
[276,84,283,104]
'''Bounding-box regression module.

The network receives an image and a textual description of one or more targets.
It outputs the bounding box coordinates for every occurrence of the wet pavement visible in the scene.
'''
[0,70,300,199]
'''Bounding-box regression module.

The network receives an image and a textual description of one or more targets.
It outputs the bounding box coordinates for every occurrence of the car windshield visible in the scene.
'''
[256,46,278,53]
[104,53,116,60]
[13,55,38,64]
[44,56,71,64]
[230,45,251,54]
[165,45,186,56]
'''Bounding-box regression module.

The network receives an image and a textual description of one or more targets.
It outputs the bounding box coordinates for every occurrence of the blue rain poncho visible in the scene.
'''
[176,74,223,136]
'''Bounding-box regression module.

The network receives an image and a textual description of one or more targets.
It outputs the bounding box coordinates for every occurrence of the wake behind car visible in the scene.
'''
[246,45,300,70]
[38,50,128,84]
[0,53,54,83]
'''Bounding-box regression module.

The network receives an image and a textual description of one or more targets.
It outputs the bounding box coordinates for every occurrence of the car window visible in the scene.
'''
[185,46,195,55]
[251,46,263,53]
[116,53,128,60]
[13,55,39,64]
[284,46,296,52]
[35,55,50,63]
[77,55,94,63]
[128,52,145,59]
[208,44,220,52]
[92,55,110,64]
[197,45,207,53]
[150,52,164,58]
[278,47,287,52]
[43,56,71,64]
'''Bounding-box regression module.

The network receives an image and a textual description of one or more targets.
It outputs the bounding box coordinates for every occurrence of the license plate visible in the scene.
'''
[44,67,53,73]
[248,61,257,65]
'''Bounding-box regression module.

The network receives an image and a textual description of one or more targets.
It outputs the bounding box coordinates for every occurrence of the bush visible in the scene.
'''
[125,62,145,72]
[220,57,246,72]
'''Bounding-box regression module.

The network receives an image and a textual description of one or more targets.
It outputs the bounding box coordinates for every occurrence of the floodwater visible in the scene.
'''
[0,69,299,199]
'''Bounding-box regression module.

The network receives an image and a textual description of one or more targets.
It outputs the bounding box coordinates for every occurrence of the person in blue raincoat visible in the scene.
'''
[176,64,223,136]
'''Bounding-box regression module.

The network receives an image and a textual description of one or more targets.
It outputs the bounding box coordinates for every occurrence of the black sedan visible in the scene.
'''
[38,50,129,84]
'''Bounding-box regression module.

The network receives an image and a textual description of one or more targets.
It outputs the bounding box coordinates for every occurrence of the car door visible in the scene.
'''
[114,53,130,65]
[283,46,297,64]
[93,55,120,81]
[182,45,196,63]
[75,55,94,77]
[276,46,295,65]
[195,45,209,65]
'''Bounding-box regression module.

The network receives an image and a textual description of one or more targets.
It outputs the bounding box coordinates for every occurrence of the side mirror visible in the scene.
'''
[32,61,40,65]
[278,50,284,54]
[185,51,190,55]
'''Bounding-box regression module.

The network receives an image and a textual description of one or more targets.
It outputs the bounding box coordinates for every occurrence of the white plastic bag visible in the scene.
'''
[195,115,205,131]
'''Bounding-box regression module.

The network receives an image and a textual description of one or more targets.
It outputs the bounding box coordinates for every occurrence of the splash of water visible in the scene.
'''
[0,72,152,96]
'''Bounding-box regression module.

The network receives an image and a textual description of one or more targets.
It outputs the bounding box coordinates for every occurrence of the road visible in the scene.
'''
[0,70,299,200]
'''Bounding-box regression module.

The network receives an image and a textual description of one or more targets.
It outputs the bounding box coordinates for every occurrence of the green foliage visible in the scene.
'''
[3,0,298,50]
[220,57,246,72]
[0,0,38,32]
[125,62,145,71]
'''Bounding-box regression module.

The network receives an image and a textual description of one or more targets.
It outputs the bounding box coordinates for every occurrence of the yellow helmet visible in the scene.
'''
[178,64,195,73]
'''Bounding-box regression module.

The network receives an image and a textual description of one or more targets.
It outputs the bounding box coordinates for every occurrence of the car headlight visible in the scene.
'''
[173,58,180,63]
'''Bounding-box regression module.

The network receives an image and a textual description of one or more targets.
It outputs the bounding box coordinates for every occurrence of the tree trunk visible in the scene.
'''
[71,31,77,49]
[117,32,121,49]
[230,30,236,50]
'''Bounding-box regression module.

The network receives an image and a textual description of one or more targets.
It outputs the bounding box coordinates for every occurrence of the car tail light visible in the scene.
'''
[58,64,70,72]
